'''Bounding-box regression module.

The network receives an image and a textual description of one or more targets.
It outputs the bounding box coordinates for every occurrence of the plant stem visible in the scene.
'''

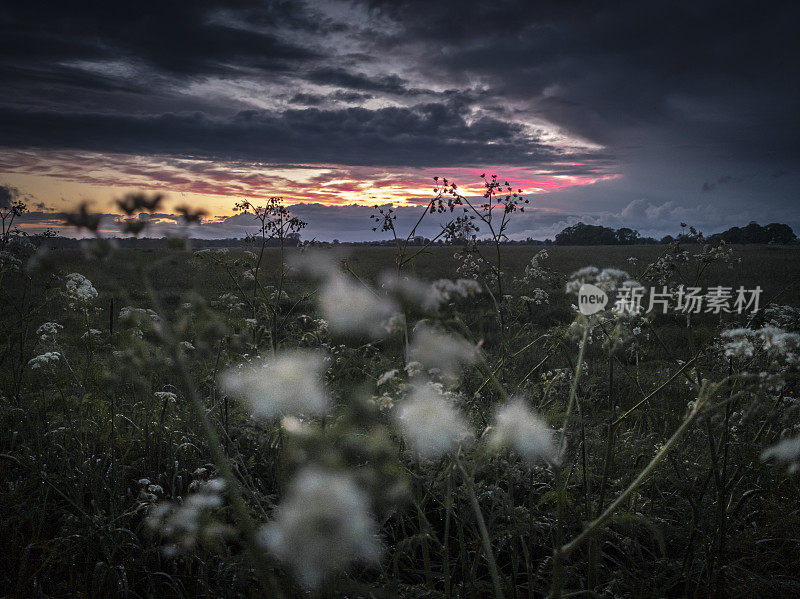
[456,457,505,599]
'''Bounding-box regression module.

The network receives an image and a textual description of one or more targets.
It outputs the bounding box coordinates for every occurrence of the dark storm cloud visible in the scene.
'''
[289,91,374,106]
[362,0,800,164]
[0,1,321,77]
[1,0,799,228]
[305,68,421,96]
[0,104,610,171]
[0,184,20,209]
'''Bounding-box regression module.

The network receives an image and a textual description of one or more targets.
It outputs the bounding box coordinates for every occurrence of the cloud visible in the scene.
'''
[0,184,19,209]
[701,175,743,192]
[1,0,798,230]
[0,103,610,169]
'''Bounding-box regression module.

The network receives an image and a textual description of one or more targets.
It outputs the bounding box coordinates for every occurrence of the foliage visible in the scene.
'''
[2,192,800,599]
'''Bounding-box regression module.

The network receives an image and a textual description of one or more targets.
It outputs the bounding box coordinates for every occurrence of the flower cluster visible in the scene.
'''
[219,351,329,419]
[259,466,381,588]
[721,326,800,363]
[36,322,63,343]
[28,351,61,369]
[407,322,477,380]
[318,273,398,337]
[147,478,230,554]
[394,380,473,460]
[487,398,559,465]
[64,273,98,307]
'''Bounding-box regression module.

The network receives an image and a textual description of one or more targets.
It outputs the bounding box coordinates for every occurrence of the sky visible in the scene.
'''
[1,0,798,241]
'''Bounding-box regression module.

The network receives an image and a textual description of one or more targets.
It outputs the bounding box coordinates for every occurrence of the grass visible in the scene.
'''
[2,241,800,598]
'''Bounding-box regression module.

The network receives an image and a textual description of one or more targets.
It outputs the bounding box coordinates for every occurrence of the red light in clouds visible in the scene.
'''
[0,149,619,216]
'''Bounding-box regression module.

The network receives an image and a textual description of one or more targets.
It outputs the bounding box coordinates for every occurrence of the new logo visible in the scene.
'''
[578,283,608,315]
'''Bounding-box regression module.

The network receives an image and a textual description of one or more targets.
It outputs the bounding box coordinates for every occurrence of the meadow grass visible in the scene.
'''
[2,241,800,598]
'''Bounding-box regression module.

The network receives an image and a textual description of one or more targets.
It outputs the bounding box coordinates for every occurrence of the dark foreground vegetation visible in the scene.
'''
[2,187,800,598]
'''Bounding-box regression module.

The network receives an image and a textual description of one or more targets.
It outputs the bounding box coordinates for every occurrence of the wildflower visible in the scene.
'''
[36,322,63,341]
[260,466,381,588]
[721,328,755,359]
[28,351,61,369]
[219,350,329,419]
[762,435,800,473]
[524,289,550,304]
[179,341,195,351]
[81,328,102,339]
[404,361,424,377]
[0,250,23,272]
[487,398,559,465]
[382,274,482,312]
[566,267,632,295]
[318,274,398,337]
[119,306,160,325]
[758,325,800,358]
[395,381,473,460]
[154,391,177,402]
[64,273,98,306]
[521,250,550,281]
[148,478,229,551]
[408,323,477,379]
[377,369,398,387]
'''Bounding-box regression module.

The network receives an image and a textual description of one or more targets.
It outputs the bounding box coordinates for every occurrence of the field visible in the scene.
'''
[2,239,800,598]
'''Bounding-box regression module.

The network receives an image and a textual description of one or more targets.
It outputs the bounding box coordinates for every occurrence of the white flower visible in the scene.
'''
[148,479,227,546]
[319,274,398,337]
[566,267,631,294]
[721,328,756,359]
[520,288,549,305]
[36,322,63,341]
[487,398,558,465]
[154,391,177,402]
[394,381,473,460]
[119,306,160,325]
[377,369,398,387]
[64,273,98,306]
[179,341,195,351]
[260,466,381,588]
[762,435,800,473]
[408,323,477,379]
[381,274,482,312]
[28,351,61,369]
[219,351,329,419]
[81,328,102,339]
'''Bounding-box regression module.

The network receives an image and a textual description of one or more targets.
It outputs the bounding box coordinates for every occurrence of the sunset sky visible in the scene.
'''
[1,1,798,241]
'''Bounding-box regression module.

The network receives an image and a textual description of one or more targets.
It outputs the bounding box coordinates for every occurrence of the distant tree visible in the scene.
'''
[615,227,640,244]
[720,226,742,244]
[709,221,795,244]
[555,222,618,245]
[661,235,675,244]
[739,221,770,244]
[765,222,796,244]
